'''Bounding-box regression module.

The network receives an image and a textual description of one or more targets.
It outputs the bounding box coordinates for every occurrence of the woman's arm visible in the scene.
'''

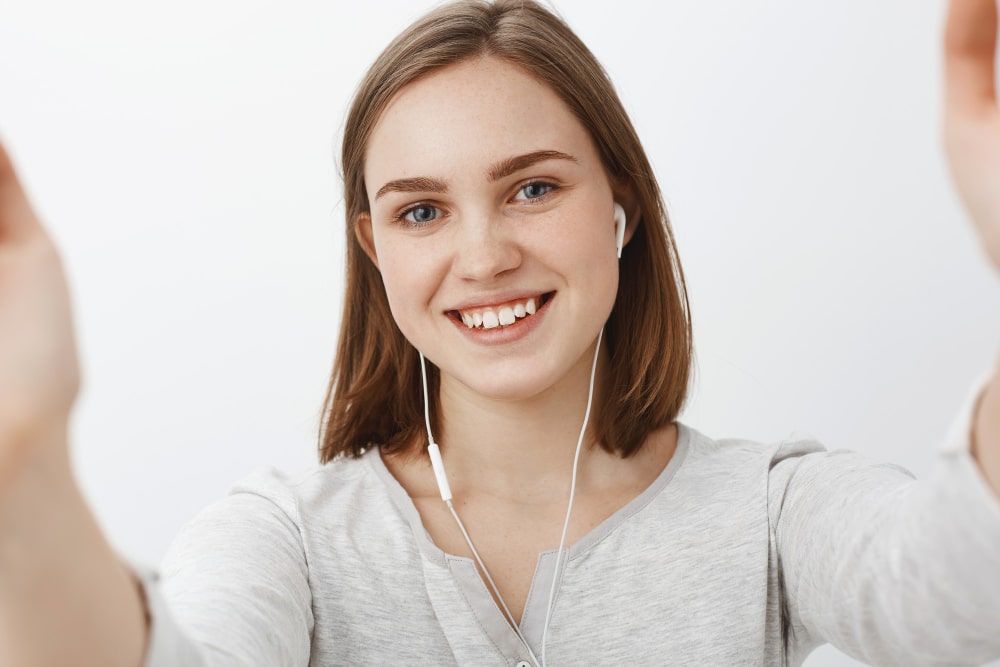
[0,142,151,665]
[0,429,149,667]
[944,0,1000,496]
[143,469,315,667]
[0,139,315,666]
[770,431,1000,665]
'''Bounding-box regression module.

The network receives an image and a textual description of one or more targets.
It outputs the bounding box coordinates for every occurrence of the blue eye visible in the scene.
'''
[397,204,439,226]
[514,182,554,201]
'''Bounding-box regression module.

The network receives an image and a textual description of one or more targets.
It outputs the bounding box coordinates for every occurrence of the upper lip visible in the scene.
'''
[445,290,553,313]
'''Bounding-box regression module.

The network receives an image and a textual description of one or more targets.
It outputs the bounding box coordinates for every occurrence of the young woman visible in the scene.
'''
[1,0,999,665]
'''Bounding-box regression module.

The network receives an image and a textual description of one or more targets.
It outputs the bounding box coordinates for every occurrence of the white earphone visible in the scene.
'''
[416,201,625,666]
[613,202,626,259]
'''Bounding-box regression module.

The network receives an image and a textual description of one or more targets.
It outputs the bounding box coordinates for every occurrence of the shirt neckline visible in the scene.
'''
[366,422,693,659]
[367,421,692,567]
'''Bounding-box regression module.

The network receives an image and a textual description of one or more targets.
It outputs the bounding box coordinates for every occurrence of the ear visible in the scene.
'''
[612,183,641,249]
[354,211,380,270]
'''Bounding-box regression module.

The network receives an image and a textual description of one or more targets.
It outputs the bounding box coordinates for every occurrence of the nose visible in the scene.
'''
[452,212,522,282]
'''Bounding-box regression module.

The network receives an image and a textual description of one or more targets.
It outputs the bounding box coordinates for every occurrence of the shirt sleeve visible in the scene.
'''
[769,377,1000,666]
[126,467,315,667]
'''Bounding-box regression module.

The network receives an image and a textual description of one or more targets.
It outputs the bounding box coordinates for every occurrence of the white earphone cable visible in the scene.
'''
[539,327,603,667]
[418,331,603,667]
[419,352,542,667]
[416,203,620,665]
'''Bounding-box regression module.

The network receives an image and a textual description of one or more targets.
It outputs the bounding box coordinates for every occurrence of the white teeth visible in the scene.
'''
[457,295,547,330]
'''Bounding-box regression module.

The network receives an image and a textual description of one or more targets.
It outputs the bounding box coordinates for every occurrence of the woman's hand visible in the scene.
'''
[0,141,80,485]
[944,0,1000,269]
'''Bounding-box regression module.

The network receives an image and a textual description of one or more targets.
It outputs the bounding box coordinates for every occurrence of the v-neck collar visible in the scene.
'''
[367,423,691,659]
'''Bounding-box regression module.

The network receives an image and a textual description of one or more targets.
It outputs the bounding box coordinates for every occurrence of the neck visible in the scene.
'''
[432,337,612,502]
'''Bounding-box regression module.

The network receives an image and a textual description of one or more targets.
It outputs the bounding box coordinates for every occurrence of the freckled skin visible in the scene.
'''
[360,56,624,404]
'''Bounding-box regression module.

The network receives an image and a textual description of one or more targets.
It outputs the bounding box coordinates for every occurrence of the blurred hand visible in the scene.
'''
[0,141,80,484]
[944,0,1000,270]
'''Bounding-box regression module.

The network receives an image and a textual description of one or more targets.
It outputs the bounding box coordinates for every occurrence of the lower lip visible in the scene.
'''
[449,295,553,345]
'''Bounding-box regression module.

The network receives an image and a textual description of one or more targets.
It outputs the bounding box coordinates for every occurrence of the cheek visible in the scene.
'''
[555,219,621,310]
[376,239,442,336]
[545,212,616,276]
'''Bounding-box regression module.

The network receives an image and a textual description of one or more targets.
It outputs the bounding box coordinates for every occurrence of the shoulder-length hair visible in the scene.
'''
[319,0,692,462]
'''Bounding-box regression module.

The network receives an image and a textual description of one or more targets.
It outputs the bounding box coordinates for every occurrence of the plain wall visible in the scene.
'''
[1,1,997,665]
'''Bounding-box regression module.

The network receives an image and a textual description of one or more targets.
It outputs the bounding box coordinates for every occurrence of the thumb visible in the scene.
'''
[0,139,44,245]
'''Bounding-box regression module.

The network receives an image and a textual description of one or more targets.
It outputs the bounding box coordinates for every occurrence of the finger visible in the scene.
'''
[0,139,43,244]
[944,0,998,116]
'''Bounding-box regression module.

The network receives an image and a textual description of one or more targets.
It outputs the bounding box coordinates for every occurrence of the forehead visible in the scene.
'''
[364,56,603,190]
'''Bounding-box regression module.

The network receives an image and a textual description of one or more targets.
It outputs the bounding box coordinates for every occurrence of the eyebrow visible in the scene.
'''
[374,176,448,201]
[373,149,578,200]
[487,149,578,182]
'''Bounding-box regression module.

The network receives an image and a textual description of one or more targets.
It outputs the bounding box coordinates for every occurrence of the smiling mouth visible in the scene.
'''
[449,292,555,330]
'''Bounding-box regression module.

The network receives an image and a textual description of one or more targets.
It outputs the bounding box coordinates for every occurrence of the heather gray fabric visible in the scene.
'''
[133,382,1000,666]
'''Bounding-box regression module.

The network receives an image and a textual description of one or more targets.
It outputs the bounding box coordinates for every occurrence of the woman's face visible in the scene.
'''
[359,56,626,404]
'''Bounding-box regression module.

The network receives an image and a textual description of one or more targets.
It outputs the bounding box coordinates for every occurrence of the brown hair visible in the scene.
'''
[319,0,692,462]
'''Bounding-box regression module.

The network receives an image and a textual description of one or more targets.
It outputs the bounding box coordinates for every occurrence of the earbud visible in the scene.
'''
[613,202,626,259]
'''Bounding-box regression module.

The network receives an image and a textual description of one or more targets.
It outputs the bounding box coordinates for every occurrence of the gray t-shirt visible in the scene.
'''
[133,383,1000,666]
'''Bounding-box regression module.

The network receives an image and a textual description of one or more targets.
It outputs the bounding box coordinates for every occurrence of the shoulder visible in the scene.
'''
[163,452,387,570]
[672,423,915,524]
[677,421,911,484]
[658,423,818,521]
[663,425,918,587]
[674,422,824,483]
[680,425,919,538]
[222,450,385,525]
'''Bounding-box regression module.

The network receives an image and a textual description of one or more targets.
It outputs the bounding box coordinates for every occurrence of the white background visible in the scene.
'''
[1,1,998,665]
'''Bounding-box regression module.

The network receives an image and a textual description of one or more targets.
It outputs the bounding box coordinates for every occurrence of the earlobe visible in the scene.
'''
[354,211,380,270]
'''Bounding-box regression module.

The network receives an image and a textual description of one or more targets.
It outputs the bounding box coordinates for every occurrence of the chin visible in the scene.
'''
[445,363,567,404]
[442,361,584,403]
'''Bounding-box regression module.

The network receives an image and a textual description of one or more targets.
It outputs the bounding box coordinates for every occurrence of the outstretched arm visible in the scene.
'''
[0,142,149,665]
[944,0,1000,496]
